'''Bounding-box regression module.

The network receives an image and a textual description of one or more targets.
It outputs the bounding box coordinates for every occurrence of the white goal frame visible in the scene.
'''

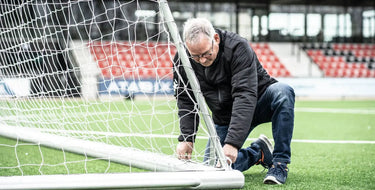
[0,0,244,189]
[0,124,244,189]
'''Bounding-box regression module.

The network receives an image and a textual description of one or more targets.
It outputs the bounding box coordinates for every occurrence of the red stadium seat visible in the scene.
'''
[92,42,294,79]
[305,43,375,78]
[250,43,291,77]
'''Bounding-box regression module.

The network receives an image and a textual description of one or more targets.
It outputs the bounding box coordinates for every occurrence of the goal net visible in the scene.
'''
[0,0,244,189]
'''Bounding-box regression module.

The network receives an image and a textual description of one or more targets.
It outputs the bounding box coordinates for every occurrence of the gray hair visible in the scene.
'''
[183,18,215,45]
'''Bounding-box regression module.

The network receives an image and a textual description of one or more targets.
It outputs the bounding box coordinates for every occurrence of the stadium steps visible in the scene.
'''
[268,43,323,78]
[72,41,100,99]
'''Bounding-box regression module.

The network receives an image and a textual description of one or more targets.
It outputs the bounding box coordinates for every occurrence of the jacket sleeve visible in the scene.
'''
[224,41,258,149]
[173,53,200,143]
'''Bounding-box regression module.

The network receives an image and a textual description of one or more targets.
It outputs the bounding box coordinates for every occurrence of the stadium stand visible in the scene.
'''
[303,43,375,77]
[89,41,175,79]
[89,42,292,79]
[250,43,291,77]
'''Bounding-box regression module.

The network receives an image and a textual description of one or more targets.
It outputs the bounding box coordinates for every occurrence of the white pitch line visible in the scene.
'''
[34,128,375,145]
[244,138,375,144]
[296,107,375,114]
[290,139,375,144]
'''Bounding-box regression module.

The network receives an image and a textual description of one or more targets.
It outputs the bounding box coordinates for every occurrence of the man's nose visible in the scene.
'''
[198,57,207,63]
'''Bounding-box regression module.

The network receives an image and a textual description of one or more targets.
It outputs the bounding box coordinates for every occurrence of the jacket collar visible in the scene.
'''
[213,28,225,66]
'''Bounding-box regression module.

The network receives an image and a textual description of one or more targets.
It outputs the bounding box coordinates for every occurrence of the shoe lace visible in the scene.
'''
[270,162,288,176]
[255,150,270,168]
[256,151,269,173]
[255,150,264,163]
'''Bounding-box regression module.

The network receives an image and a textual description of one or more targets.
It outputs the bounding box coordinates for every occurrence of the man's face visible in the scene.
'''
[186,33,219,67]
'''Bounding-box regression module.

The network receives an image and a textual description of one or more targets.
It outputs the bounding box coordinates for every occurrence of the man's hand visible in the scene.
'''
[223,144,238,164]
[176,141,194,160]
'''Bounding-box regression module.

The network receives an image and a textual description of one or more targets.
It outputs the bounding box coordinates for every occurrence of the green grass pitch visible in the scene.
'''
[0,99,374,189]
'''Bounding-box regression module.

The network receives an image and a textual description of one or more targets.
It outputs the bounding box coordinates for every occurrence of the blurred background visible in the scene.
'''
[0,0,374,99]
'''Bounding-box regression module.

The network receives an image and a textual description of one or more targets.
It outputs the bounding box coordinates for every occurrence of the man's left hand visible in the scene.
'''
[223,144,238,164]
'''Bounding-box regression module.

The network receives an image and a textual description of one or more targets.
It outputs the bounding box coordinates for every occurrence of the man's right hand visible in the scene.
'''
[176,141,194,160]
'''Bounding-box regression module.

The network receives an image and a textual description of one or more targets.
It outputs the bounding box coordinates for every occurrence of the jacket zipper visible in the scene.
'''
[203,67,208,81]
[204,68,222,104]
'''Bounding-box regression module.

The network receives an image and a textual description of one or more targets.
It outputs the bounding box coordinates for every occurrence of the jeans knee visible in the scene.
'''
[272,83,295,107]
[282,85,295,105]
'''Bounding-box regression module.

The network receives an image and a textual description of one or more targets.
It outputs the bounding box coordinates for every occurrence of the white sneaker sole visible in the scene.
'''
[263,175,282,185]
[258,134,274,153]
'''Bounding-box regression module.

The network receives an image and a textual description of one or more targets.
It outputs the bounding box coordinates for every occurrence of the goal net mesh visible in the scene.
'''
[0,0,212,176]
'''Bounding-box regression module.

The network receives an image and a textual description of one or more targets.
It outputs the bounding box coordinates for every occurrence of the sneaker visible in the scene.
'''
[263,162,289,185]
[252,134,273,169]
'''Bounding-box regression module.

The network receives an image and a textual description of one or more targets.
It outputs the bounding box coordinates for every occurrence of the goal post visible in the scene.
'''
[158,0,228,169]
[0,0,244,189]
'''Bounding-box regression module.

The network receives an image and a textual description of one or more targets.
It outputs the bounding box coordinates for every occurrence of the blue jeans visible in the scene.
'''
[204,82,295,172]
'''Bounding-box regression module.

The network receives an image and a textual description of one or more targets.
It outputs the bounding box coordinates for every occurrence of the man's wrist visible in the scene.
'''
[178,134,195,143]
[224,141,241,150]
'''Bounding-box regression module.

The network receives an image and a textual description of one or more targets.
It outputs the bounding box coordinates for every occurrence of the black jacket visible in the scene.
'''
[173,29,277,149]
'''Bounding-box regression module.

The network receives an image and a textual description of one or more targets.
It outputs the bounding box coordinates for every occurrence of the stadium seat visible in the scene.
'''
[89,41,176,79]
[304,43,375,78]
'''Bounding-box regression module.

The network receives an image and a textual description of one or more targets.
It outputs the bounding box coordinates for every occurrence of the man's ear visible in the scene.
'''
[214,33,220,44]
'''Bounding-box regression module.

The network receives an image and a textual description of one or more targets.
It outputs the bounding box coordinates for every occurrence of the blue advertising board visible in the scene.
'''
[98,79,174,95]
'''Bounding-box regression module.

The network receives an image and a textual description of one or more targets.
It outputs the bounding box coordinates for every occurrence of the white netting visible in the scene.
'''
[0,0,212,177]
